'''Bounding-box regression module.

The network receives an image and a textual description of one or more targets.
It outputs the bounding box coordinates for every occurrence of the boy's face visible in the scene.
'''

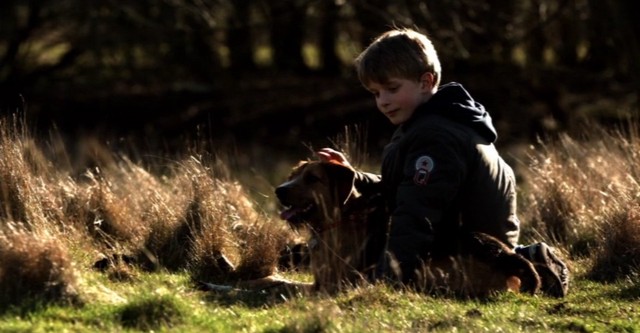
[365,73,435,125]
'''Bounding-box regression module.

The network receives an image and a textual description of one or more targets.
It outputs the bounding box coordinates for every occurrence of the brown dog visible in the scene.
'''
[275,159,541,296]
[276,160,387,291]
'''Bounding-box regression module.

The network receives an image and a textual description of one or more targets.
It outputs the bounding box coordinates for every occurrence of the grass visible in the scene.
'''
[0,275,638,332]
[0,115,640,332]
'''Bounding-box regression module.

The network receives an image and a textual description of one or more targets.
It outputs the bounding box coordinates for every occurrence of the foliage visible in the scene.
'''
[2,0,637,84]
[1,1,637,155]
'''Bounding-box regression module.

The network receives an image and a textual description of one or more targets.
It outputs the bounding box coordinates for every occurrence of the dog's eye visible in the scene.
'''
[304,173,322,183]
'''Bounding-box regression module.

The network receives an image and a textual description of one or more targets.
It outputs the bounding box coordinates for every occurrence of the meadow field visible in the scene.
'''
[0,115,639,332]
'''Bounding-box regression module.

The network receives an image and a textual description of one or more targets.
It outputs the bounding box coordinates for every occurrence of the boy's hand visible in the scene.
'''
[316,148,353,169]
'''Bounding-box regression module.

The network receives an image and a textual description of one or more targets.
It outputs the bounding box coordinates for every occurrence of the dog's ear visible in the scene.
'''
[288,160,309,178]
[323,162,356,205]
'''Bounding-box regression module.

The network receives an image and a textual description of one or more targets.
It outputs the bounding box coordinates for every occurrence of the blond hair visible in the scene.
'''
[355,28,441,88]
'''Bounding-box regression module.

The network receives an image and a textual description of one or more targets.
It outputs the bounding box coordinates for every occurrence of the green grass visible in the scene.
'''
[0,272,637,332]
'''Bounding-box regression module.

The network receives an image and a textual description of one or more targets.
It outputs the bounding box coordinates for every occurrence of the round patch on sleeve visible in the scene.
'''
[413,155,435,186]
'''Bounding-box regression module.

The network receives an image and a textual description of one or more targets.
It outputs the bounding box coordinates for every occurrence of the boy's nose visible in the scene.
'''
[377,92,392,106]
[376,98,390,109]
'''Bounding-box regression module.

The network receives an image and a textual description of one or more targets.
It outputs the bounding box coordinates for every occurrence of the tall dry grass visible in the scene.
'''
[0,115,295,310]
[2,111,639,311]
[0,223,79,310]
[520,122,640,281]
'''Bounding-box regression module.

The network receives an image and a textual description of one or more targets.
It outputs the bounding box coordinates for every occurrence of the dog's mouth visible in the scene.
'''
[279,202,316,224]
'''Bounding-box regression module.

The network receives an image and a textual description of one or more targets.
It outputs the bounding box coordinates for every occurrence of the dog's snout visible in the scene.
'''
[275,184,289,202]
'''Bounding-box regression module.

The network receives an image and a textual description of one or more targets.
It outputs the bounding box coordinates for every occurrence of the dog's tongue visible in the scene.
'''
[280,208,297,221]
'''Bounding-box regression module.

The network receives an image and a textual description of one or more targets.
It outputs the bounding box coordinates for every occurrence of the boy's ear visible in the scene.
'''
[420,72,435,91]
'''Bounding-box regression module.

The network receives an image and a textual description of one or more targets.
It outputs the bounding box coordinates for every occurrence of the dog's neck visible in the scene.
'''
[309,189,373,290]
[313,188,365,234]
[307,187,388,292]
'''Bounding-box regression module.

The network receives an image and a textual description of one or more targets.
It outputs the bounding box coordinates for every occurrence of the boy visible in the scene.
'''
[317,28,569,297]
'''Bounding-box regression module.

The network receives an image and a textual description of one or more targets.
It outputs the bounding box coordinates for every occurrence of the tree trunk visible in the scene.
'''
[318,0,341,75]
[267,0,308,72]
[353,0,390,47]
[228,1,256,72]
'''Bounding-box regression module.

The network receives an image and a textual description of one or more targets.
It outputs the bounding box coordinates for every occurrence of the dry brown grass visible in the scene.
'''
[589,203,640,281]
[0,117,66,230]
[1,111,639,310]
[0,115,297,309]
[520,122,640,280]
[0,223,79,309]
[177,157,291,281]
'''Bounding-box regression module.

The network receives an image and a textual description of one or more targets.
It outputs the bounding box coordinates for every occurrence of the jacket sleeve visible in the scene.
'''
[353,170,382,193]
[385,129,468,283]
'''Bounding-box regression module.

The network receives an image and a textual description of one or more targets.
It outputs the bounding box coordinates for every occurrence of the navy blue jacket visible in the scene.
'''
[356,82,520,283]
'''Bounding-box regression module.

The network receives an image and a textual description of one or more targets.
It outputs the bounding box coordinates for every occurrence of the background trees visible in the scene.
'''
[0,0,637,153]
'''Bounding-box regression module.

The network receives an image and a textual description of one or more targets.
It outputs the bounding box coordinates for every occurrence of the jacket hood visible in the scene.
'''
[412,82,498,142]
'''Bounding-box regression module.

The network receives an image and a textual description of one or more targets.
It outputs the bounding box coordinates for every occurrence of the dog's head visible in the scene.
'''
[275,160,357,230]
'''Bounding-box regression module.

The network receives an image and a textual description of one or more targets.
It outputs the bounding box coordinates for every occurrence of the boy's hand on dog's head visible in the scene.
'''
[316,148,353,169]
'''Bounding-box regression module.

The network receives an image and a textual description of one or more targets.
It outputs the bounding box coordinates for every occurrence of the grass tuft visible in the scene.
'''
[520,122,640,281]
[117,293,186,330]
[267,302,339,333]
[588,204,640,281]
[0,223,79,312]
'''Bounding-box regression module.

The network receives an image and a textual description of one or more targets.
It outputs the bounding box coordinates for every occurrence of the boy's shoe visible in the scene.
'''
[516,242,570,298]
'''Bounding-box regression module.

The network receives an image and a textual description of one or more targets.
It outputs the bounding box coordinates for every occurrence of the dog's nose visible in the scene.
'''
[275,185,288,202]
